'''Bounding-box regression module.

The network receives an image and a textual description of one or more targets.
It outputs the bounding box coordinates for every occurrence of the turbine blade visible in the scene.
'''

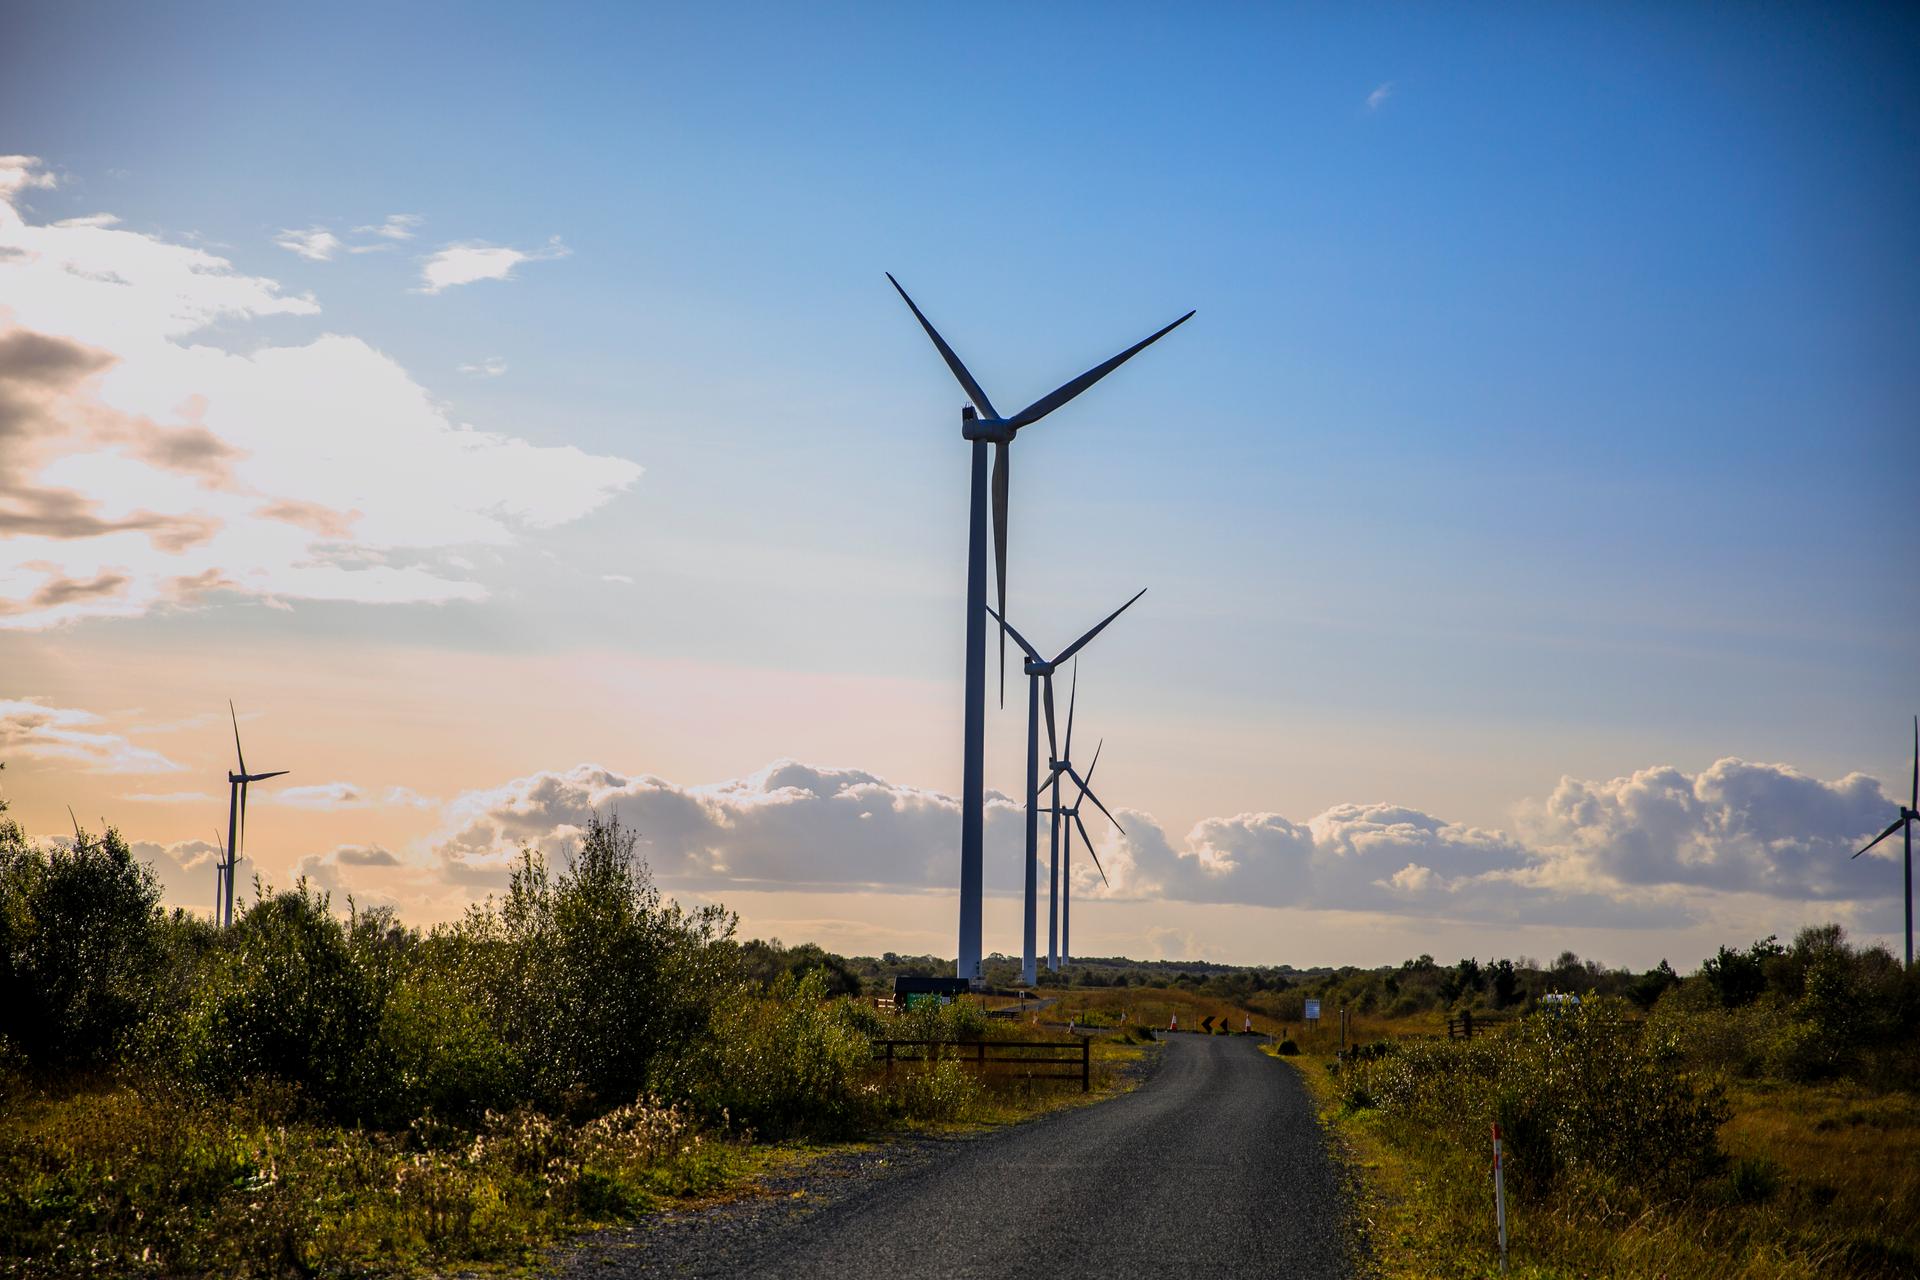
[1078,780,1126,835]
[229,700,247,775]
[992,439,1009,708]
[1054,587,1147,666]
[984,604,1045,664]
[66,805,80,841]
[1042,676,1058,763]
[1856,816,1905,858]
[1064,661,1078,762]
[885,274,999,419]
[1080,739,1104,792]
[250,770,290,782]
[1005,310,1195,430]
[1911,714,1916,811]
[1074,811,1109,887]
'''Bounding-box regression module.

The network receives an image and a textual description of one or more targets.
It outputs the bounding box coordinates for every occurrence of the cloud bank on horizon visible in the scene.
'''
[0,156,637,627]
[413,756,1896,927]
[11,690,1893,933]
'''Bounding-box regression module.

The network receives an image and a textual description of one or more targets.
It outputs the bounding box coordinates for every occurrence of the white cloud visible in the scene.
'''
[0,156,642,627]
[418,237,569,294]
[273,226,343,261]
[0,698,183,773]
[120,790,217,804]
[601,572,634,584]
[457,357,507,377]
[0,156,57,194]
[271,782,436,811]
[1367,82,1394,111]
[415,755,1904,929]
[1519,759,1892,900]
[430,759,1026,892]
[354,213,422,242]
[128,837,222,910]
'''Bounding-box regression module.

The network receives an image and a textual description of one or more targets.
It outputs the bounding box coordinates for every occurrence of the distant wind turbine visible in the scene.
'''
[212,830,227,925]
[221,701,288,928]
[989,588,1146,985]
[888,274,1190,981]
[1854,715,1918,968]
[1043,738,1122,968]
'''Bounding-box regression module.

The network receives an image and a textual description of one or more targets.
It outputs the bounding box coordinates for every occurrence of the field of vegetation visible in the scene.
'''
[1280,934,1919,1279]
[0,789,1139,1279]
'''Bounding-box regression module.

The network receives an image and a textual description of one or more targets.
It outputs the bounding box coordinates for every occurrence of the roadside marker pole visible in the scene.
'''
[1492,1122,1508,1274]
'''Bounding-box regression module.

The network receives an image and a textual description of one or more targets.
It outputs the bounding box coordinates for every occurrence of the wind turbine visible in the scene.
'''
[1855,715,1919,968]
[989,589,1146,985]
[212,830,226,925]
[221,701,288,928]
[1043,738,1122,968]
[888,274,1190,981]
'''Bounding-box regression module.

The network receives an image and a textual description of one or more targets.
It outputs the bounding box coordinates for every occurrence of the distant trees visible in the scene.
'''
[1489,959,1519,1008]
[1654,926,1916,1086]
[1701,935,1786,1009]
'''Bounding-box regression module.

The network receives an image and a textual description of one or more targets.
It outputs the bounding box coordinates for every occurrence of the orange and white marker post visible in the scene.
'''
[1169,1013,1178,1033]
[1491,1122,1509,1273]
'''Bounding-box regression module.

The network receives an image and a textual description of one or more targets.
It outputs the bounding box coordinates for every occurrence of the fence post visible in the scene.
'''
[885,1041,894,1075]
[1081,1035,1091,1093]
[1492,1122,1508,1273]
[976,1040,985,1067]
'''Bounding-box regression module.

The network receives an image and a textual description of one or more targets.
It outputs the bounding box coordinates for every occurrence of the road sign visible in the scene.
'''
[1304,999,1321,1021]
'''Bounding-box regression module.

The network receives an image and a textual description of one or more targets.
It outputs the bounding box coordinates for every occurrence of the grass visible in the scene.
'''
[0,1032,1150,1278]
[1272,1020,1920,1279]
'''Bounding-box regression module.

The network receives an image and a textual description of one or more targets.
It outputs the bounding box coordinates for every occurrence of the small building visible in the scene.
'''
[892,975,973,1008]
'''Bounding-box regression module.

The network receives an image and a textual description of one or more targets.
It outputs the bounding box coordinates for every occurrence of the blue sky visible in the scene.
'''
[2,4,1916,966]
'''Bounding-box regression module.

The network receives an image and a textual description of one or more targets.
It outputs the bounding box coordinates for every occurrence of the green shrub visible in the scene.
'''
[887,1057,980,1123]
[664,971,872,1137]
[1277,1038,1299,1055]
[373,938,519,1123]
[1348,996,1728,1202]
[450,814,737,1113]
[178,882,384,1118]
[0,823,162,1069]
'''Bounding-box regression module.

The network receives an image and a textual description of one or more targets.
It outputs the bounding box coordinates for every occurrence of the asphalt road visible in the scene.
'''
[572,1034,1351,1279]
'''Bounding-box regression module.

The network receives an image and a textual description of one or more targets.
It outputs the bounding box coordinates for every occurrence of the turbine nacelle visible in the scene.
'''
[959,406,1016,444]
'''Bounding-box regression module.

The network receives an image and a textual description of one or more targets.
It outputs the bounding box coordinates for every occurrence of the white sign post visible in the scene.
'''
[1492,1122,1509,1273]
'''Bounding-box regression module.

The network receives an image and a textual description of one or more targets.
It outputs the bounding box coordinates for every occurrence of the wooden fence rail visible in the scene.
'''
[872,1038,1091,1093]
[1446,1012,1512,1040]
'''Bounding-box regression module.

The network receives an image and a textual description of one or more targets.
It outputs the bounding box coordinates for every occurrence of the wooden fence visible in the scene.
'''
[872,1038,1091,1092]
[1446,1011,1511,1040]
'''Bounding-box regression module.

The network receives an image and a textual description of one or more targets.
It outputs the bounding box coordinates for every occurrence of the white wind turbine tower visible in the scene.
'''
[989,589,1145,984]
[220,701,288,928]
[888,276,1191,981]
[1045,737,1122,968]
